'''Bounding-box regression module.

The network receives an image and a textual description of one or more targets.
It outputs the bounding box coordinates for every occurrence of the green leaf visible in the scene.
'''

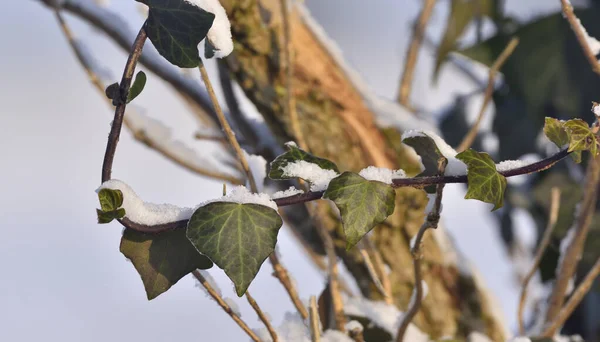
[187,202,283,296]
[96,208,126,224]
[434,0,499,78]
[127,71,147,103]
[269,143,339,181]
[98,188,123,211]
[402,134,448,177]
[105,82,120,104]
[543,117,582,163]
[564,119,598,156]
[136,0,216,68]
[120,228,213,300]
[323,172,396,249]
[456,149,507,211]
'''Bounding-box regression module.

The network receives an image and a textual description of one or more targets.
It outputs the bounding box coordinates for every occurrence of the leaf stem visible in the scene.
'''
[102,25,147,183]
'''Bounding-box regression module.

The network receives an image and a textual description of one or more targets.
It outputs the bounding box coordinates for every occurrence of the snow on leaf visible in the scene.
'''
[136,0,215,68]
[324,172,395,249]
[120,227,213,300]
[186,202,283,296]
[456,149,507,211]
[187,0,234,58]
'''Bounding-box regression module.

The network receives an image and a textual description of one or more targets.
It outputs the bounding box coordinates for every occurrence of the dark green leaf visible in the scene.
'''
[187,202,283,296]
[564,119,598,156]
[324,172,395,249]
[456,149,507,211]
[544,117,582,163]
[120,228,213,300]
[435,0,499,78]
[269,143,339,181]
[136,0,216,68]
[96,208,126,224]
[98,188,123,212]
[105,82,120,103]
[402,134,448,177]
[127,71,147,103]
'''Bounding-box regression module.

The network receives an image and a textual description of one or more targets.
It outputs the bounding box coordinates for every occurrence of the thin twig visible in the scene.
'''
[544,154,600,334]
[268,251,309,319]
[191,270,261,342]
[280,0,308,149]
[246,291,279,342]
[518,188,561,335]
[396,158,448,342]
[112,148,571,234]
[542,257,600,337]
[198,61,258,191]
[309,296,321,342]
[363,237,393,304]
[359,247,391,303]
[457,37,519,152]
[560,0,600,76]
[101,25,147,183]
[397,0,436,108]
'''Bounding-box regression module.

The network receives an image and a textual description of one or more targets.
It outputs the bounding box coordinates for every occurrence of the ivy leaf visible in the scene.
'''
[564,119,598,156]
[402,134,448,177]
[324,172,396,249]
[96,208,126,224]
[456,149,507,211]
[269,143,339,180]
[98,188,123,211]
[544,117,581,163]
[136,0,216,68]
[127,71,147,103]
[120,228,213,300]
[187,202,283,296]
[434,0,499,78]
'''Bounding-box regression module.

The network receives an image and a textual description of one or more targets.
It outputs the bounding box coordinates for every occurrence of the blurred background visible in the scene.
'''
[1,0,599,341]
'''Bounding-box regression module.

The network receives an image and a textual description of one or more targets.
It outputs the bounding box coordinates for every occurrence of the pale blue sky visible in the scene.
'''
[0,1,558,341]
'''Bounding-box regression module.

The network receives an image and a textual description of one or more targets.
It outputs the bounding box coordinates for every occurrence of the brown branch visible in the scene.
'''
[362,237,393,304]
[101,25,147,183]
[560,0,600,76]
[309,296,321,342]
[198,61,257,191]
[542,257,600,337]
[359,247,391,303]
[280,0,307,149]
[457,37,519,152]
[396,158,448,342]
[544,154,600,335]
[113,148,571,234]
[268,251,309,319]
[397,0,436,108]
[518,187,561,335]
[246,291,279,342]
[191,270,261,342]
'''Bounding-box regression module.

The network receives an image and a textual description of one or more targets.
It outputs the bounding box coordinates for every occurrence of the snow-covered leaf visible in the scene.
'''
[324,172,395,249]
[127,70,147,103]
[120,228,213,300]
[136,0,215,68]
[403,134,448,176]
[456,149,507,211]
[186,202,283,296]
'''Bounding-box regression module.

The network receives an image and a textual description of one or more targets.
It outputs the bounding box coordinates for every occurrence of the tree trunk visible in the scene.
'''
[221,1,506,340]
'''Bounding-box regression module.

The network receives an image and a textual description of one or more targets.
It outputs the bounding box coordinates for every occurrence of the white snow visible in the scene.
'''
[564,0,600,56]
[507,337,531,342]
[194,270,223,296]
[281,160,339,191]
[593,103,600,117]
[224,297,241,317]
[401,130,468,176]
[243,150,267,192]
[202,185,278,210]
[186,0,233,58]
[344,320,363,333]
[97,180,194,225]
[468,331,493,342]
[271,186,305,199]
[253,312,353,342]
[495,159,530,172]
[358,166,406,184]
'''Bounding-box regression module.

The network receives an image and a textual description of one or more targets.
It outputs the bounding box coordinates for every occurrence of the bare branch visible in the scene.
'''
[363,237,393,304]
[542,257,600,336]
[397,0,436,108]
[518,188,561,335]
[246,291,279,342]
[560,0,600,76]
[269,251,309,319]
[192,270,261,342]
[457,37,519,152]
[309,296,321,342]
[359,246,391,303]
[396,158,448,342]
